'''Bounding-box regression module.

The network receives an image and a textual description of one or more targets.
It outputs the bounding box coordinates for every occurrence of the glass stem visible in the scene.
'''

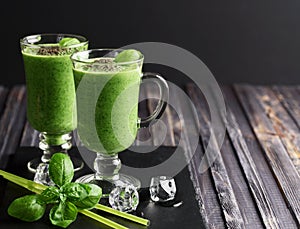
[39,132,72,162]
[94,154,121,181]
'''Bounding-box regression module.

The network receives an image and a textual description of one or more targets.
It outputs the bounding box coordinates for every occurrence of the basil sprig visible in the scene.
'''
[59,37,81,47]
[49,153,74,187]
[114,49,141,63]
[8,153,102,228]
[8,195,46,222]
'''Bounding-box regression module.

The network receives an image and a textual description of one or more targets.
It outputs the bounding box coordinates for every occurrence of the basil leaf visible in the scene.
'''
[72,183,102,210]
[49,153,74,187]
[59,37,80,47]
[62,183,90,201]
[114,49,141,63]
[50,201,78,228]
[8,195,46,222]
[40,186,60,204]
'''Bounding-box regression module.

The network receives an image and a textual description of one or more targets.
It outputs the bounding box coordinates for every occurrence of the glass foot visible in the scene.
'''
[75,173,141,198]
[27,156,84,173]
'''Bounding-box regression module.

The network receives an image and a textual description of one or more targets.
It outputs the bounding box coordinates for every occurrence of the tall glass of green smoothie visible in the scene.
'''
[71,49,169,196]
[20,34,88,185]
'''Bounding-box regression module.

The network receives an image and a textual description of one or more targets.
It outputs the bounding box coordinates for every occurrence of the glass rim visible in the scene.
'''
[70,48,144,65]
[20,33,89,49]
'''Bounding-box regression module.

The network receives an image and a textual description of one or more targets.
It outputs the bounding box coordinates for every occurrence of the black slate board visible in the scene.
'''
[0,146,205,229]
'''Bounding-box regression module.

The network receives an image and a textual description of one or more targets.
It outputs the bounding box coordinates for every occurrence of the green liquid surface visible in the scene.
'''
[74,65,141,155]
[22,44,87,134]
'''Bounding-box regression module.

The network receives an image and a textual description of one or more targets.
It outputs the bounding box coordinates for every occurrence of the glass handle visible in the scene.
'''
[139,72,169,128]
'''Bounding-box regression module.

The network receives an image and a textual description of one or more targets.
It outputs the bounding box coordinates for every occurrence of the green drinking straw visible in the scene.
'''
[95,204,150,226]
[0,169,45,194]
[79,209,128,229]
[0,169,150,228]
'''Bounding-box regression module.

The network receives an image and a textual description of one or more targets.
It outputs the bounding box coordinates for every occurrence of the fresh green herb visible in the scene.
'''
[7,153,102,228]
[59,37,80,47]
[50,201,78,228]
[0,158,150,228]
[40,186,60,204]
[62,183,102,210]
[114,49,141,63]
[8,195,46,222]
[49,153,74,187]
[61,183,90,202]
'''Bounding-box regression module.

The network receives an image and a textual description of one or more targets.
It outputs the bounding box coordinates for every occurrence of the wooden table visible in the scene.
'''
[0,84,299,229]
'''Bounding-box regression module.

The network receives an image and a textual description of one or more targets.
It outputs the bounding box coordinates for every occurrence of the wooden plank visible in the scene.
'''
[186,84,245,229]
[272,86,300,138]
[20,121,39,147]
[0,86,8,117]
[272,85,300,173]
[223,86,295,229]
[234,84,300,226]
[145,84,176,146]
[172,83,223,229]
[251,86,300,173]
[221,135,264,229]
[0,86,26,169]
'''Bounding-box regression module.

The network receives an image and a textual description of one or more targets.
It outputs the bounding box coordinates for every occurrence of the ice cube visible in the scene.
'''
[149,176,176,202]
[109,185,139,212]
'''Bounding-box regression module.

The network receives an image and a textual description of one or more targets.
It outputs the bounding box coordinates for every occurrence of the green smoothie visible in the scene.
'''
[21,39,88,134]
[73,56,142,155]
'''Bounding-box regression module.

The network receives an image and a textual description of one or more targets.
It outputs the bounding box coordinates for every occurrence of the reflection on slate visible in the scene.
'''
[0,146,205,229]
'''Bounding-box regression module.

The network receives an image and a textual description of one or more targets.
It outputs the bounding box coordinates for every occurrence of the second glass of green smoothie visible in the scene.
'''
[71,49,169,196]
[20,34,89,185]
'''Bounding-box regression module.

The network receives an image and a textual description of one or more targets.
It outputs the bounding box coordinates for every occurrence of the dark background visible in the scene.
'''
[2,0,300,87]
